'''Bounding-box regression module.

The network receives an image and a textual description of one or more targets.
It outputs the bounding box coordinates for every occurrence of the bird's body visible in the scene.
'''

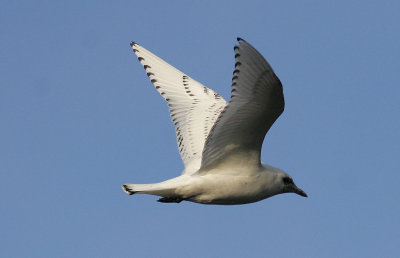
[125,163,286,205]
[122,38,307,205]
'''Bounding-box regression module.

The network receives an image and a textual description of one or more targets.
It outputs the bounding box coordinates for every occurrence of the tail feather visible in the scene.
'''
[121,179,184,199]
[122,184,137,195]
[121,183,174,196]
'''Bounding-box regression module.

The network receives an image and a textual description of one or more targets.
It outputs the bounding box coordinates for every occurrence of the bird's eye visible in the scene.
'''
[283,177,293,185]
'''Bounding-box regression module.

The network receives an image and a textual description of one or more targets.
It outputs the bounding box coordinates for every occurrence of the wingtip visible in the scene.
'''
[237,37,246,43]
[130,41,140,53]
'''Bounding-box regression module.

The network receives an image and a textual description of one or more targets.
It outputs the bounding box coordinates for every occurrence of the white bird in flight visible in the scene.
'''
[122,38,307,205]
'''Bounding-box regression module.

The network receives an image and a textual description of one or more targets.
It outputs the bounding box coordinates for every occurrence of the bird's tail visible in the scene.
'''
[121,182,177,197]
[121,184,138,195]
[122,176,190,201]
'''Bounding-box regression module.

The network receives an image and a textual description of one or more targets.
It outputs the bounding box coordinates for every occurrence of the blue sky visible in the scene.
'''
[1,1,399,257]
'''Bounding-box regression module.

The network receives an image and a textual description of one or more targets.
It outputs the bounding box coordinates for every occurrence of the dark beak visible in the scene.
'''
[292,185,308,197]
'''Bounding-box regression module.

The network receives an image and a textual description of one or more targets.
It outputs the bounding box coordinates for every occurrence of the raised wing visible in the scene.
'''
[200,38,284,170]
[130,42,227,174]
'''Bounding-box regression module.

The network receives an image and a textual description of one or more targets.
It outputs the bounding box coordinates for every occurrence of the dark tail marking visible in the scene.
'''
[122,184,137,195]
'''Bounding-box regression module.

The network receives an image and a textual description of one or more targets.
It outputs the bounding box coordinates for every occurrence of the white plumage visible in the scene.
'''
[122,38,307,205]
[131,43,226,174]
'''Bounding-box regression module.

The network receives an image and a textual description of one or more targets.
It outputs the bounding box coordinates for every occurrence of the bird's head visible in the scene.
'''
[279,173,307,197]
[261,164,307,198]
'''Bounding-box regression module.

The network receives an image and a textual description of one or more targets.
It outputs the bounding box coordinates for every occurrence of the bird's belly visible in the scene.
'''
[184,174,271,205]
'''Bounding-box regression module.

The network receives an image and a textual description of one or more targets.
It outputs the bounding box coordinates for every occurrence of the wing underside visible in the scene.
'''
[130,42,227,174]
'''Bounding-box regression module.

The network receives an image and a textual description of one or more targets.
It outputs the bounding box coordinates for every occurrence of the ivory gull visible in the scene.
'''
[122,38,307,205]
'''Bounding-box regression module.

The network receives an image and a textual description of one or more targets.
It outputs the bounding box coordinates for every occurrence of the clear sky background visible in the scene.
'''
[1,1,399,257]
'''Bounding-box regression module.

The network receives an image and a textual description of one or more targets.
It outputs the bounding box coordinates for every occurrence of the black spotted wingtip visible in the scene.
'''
[130,41,140,53]
[234,37,247,51]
